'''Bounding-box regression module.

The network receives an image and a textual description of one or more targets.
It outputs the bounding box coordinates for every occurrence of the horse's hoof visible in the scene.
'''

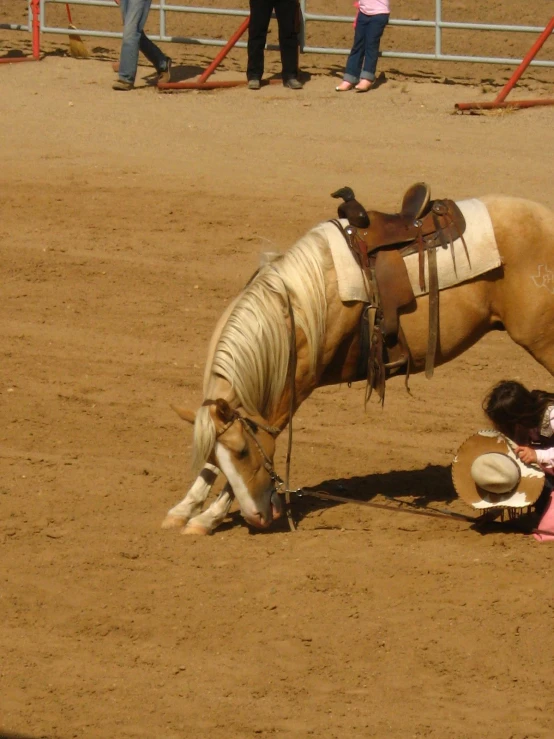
[181,523,211,536]
[161,515,187,530]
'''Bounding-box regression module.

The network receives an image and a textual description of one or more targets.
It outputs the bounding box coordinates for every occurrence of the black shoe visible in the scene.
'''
[283,77,303,89]
[158,58,172,84]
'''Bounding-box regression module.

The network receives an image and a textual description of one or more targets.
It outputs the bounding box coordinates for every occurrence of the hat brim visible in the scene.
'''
[452,430,545,509]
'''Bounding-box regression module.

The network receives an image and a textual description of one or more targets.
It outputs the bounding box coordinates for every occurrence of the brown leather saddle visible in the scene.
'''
[330,183,467,403]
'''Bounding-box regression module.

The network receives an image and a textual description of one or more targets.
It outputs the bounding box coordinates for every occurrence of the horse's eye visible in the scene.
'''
[237,447,249,460]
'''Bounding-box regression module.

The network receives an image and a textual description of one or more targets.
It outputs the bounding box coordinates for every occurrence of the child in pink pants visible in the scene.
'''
[483,380,554,541]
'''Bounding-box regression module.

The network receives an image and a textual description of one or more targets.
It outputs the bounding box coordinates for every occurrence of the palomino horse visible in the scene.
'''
[162,195,554,535]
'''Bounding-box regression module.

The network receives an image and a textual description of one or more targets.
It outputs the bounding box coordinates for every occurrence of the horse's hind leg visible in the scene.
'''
[183,485,235,536]
[161,463,219,529]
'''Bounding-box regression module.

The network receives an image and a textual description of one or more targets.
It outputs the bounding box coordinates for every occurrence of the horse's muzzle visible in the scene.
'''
[243,490,283,529]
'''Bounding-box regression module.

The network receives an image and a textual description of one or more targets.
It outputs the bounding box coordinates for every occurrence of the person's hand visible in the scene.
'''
[515,445,538,464]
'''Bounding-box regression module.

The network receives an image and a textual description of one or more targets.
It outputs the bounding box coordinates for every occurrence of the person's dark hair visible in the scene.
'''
[483,380,554,437]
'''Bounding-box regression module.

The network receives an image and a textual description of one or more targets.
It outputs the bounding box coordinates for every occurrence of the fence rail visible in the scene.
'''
[2,0,554,68]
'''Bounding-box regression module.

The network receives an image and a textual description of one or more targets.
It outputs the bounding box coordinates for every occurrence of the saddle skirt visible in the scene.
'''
[321,198,500,303]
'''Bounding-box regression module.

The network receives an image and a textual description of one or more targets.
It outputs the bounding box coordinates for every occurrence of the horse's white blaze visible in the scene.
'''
[215,444,267,522]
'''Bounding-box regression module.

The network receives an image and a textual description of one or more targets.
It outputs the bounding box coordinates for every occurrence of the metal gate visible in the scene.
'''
[2,0,554,68]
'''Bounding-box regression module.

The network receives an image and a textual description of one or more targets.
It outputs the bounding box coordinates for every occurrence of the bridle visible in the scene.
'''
[208,402,285,487]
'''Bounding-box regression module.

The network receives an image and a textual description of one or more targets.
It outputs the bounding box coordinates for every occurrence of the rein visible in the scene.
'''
[285,486,551,537]
[291,487,476,524]
[269,265,298,531]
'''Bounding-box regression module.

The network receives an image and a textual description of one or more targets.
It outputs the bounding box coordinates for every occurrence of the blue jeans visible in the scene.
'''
[118,0,169,84]
[343,12,389,84]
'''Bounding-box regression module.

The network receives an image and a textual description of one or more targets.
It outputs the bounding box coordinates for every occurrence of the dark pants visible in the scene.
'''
[247,0,299,81]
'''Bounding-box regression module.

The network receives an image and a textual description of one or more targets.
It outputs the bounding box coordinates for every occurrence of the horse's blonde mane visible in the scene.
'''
[192,226,332,472]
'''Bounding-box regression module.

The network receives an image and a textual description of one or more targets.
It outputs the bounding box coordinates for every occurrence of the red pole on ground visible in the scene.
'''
[198,16,249,84]
[455,16,554,112]
[158,16,250,90]
[456,98,554,110]
[494,15,554,104]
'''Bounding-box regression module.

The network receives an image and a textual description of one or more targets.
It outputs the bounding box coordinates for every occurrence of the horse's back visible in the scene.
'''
[480,194,554,269]
[481,194,554,234]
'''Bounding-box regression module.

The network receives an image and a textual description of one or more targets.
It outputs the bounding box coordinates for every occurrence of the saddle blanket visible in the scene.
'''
[319,198,501,302]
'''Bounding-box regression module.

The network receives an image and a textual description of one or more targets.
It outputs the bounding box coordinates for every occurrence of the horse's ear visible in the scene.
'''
[215,398,236,424]
[170,404,196,425]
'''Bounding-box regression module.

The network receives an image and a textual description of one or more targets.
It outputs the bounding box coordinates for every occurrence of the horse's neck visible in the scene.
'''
[203,261,365,429]
[268,281,366,428]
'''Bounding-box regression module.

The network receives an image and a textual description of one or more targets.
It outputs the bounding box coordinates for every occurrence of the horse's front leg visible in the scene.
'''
[161,463,219,529]
[183,485,235,536]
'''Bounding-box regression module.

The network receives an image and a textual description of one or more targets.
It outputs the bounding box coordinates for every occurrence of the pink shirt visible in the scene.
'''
[358,0,390,15]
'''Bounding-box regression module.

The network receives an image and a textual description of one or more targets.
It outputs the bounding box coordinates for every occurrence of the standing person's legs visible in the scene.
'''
[247,0,274,81]
[118,0,152,84]
[360,12,388,81]
[139,31,170,74]
[274,0,299,81]
[342,14,369,85]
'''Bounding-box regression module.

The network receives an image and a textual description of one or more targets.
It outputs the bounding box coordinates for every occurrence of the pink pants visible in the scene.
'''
[534,491,554,541]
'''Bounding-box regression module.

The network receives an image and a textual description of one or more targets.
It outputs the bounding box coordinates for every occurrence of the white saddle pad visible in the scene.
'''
[318,198,501,303]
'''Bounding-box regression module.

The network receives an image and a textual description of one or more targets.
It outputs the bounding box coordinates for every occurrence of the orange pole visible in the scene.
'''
[455,16,554,112]
[31,0,40,59]
[0,0,41,63]
[159,16,250,90]
[456,98,554,111]
[198,16,249,83]
[495,16,554,103]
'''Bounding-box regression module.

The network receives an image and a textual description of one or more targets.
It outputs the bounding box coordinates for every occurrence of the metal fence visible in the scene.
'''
[3,0,554,68]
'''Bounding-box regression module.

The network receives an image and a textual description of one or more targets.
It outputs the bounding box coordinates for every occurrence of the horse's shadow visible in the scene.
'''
[223,464,539,536]
[221,464,456,534]
[288,464,457,528]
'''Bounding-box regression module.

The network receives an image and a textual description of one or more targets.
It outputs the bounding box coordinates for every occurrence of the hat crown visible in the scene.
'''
[452,430,544,510]
[470,452,520,494]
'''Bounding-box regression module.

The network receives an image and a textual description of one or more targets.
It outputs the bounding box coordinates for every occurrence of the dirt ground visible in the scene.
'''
[2,2,554,738]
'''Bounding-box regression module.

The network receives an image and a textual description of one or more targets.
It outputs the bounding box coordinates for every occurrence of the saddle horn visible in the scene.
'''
[331,186,370,229]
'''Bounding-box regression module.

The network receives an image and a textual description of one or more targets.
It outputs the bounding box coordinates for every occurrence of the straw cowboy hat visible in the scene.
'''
[452,430,545,509]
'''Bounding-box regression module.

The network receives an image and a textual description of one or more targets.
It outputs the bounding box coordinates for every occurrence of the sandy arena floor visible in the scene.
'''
[2,2,554,737]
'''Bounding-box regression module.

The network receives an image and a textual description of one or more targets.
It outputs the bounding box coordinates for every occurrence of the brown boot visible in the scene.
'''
[112,79,134,91]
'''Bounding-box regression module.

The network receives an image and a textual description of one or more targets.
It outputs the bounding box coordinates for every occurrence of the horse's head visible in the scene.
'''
[175,399,284,529]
